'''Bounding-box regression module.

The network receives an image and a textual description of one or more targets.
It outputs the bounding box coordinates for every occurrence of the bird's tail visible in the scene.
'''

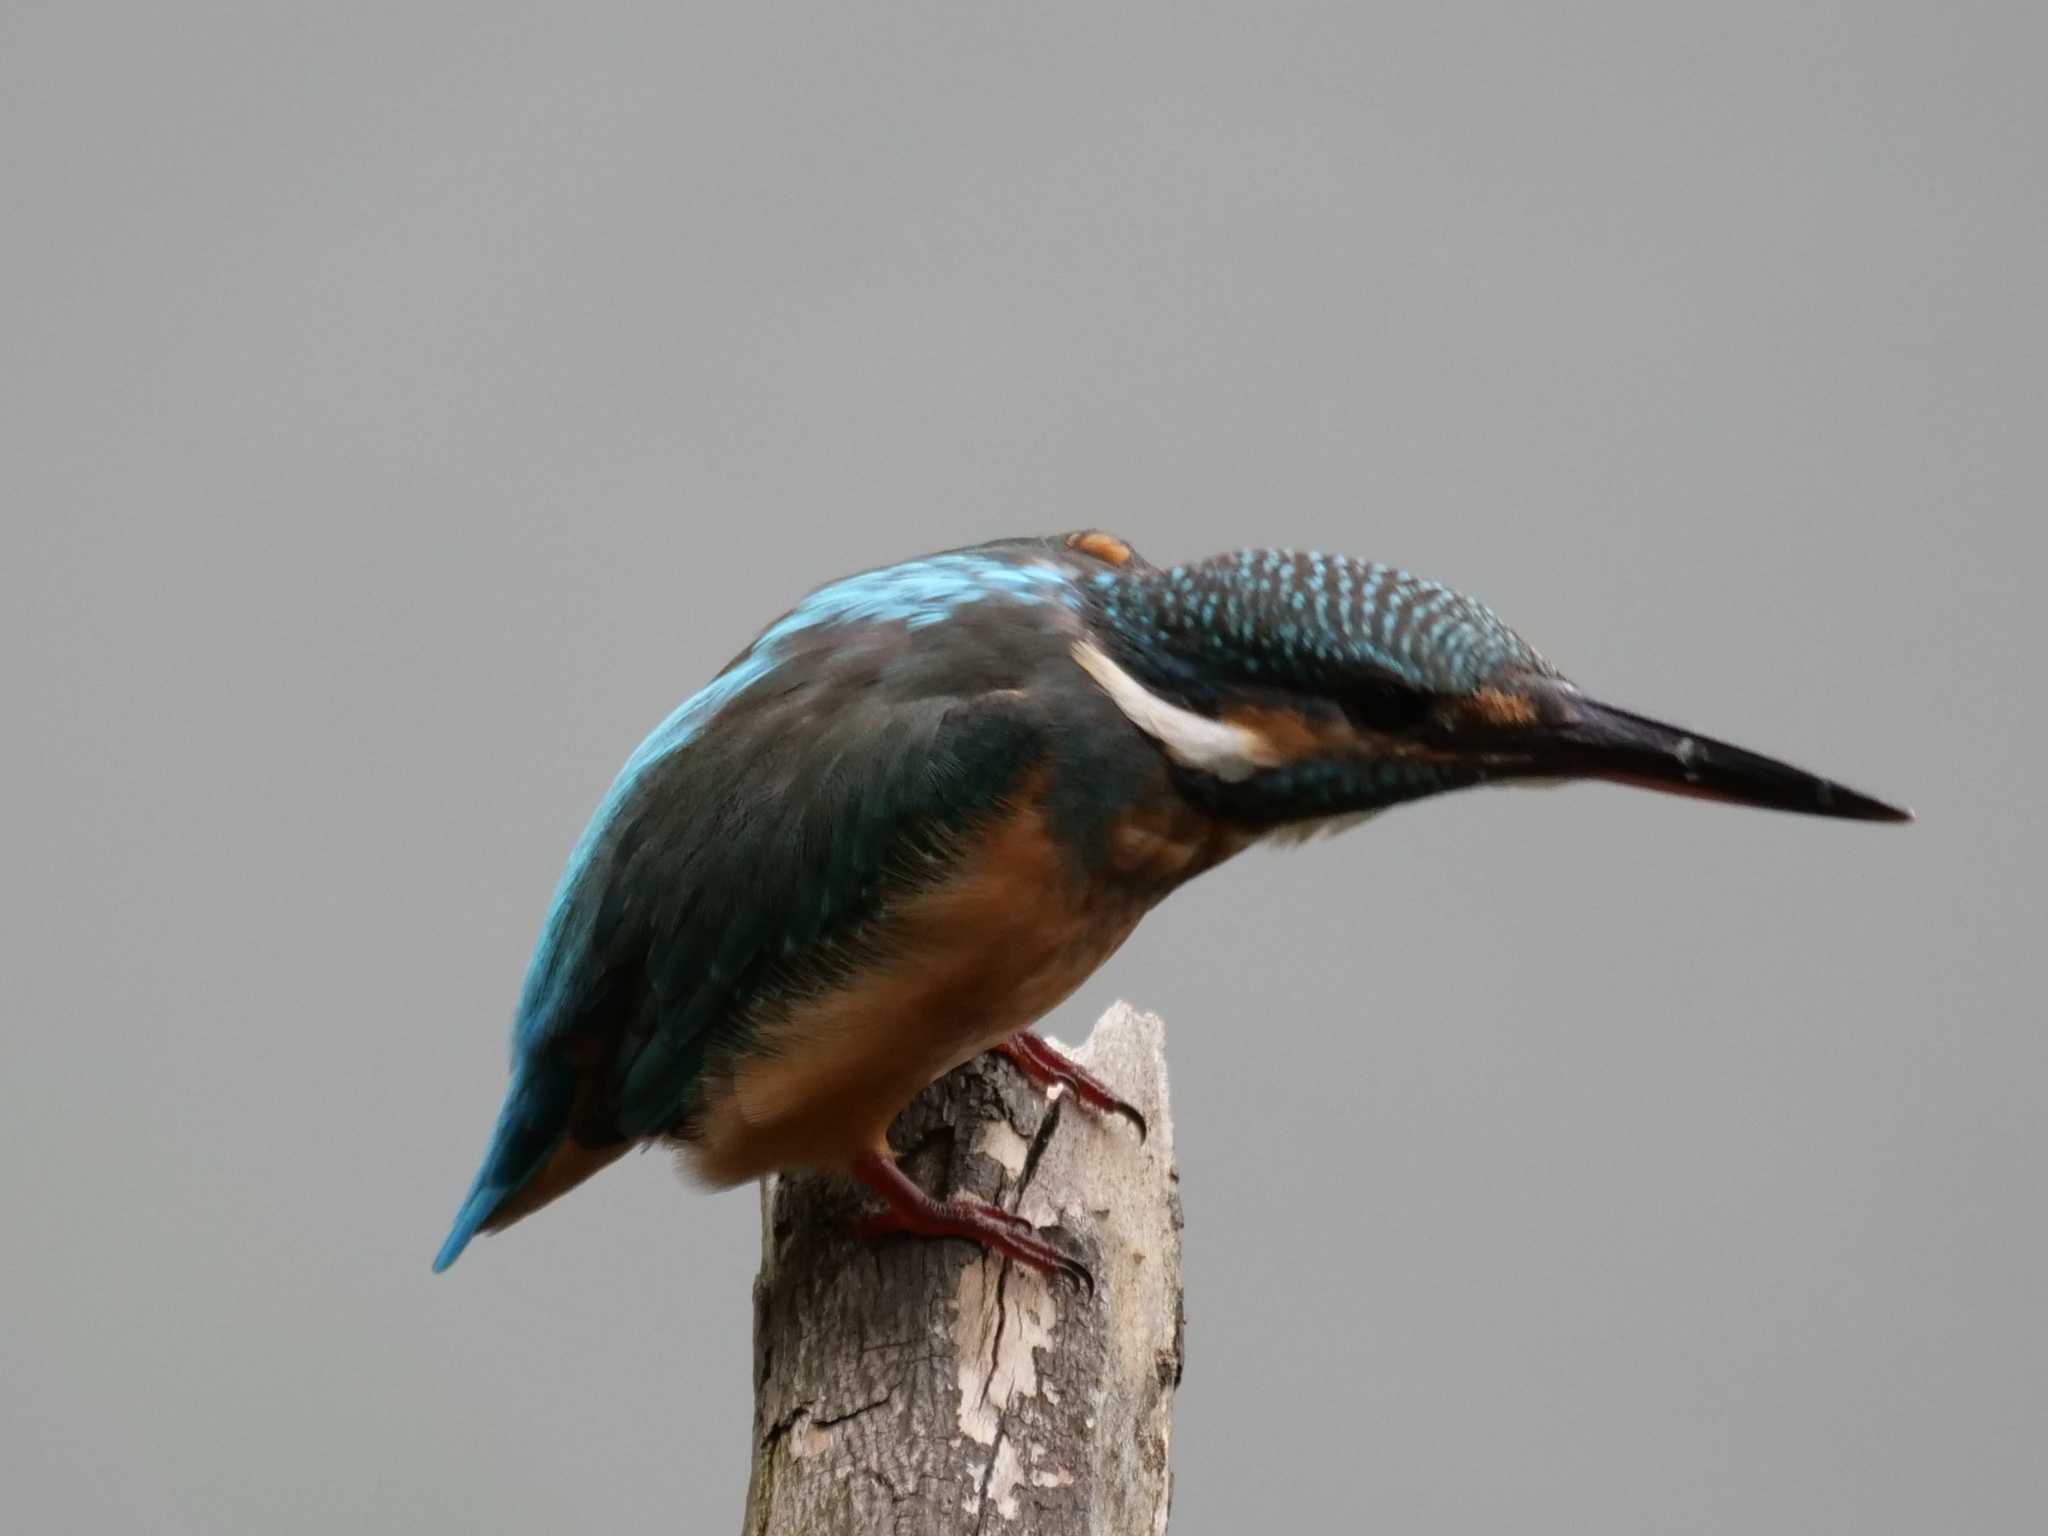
[432,1058,575,1273]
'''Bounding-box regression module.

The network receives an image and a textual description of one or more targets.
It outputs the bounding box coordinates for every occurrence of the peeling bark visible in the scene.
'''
[743,1003,1183,1535]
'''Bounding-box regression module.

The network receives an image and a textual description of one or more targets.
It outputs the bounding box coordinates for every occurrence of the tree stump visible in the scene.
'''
[743,1002,1183,1535]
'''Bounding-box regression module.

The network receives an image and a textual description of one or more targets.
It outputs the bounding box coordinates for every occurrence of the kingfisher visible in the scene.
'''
[434,531,1908,1284]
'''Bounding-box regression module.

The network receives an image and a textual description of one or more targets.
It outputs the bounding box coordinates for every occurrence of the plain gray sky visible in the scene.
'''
[5,3,2043,1531]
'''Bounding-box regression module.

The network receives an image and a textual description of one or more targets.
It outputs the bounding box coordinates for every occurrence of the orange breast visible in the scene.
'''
[684,791,1149,1186]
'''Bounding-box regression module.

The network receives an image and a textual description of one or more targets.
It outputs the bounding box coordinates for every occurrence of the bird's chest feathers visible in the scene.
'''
[693,794,1148,1180]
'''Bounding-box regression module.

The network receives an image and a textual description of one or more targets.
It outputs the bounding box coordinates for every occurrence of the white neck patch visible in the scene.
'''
[1070,640,1277,782]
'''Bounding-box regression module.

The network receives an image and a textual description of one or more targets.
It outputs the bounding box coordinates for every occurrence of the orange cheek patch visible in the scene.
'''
[1222,702,1356,764]
[1463,687,1539,730]
[1223,701,1474,768]
[1067,529,1136,567]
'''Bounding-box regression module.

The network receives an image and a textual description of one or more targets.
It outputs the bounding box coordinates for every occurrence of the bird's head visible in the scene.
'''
[1071,539,1910,830]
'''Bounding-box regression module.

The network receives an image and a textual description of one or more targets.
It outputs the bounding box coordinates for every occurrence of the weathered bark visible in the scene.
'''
[743,1003,1183,1535]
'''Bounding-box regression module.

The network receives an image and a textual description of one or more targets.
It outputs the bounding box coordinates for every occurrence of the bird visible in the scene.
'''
[434,530,1908,1284]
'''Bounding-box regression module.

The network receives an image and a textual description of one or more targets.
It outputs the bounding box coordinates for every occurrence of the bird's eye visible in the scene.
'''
[1343,684,1432,734]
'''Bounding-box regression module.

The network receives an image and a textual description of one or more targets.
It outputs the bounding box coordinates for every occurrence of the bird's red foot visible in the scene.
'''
[995,1033,1147,1141]
[851,1152,1092,1292]
[853,1194,1031,1236]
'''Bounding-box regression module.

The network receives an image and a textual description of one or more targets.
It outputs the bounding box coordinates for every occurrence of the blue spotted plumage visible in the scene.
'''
[1093,547,1542,697]
[436,529,1908,1280]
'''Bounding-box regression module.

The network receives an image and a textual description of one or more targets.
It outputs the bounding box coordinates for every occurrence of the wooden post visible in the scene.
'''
[743,1003,1183,1535]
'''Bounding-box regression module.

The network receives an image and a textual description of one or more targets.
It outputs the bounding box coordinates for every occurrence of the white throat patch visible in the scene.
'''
[1070,640,1276,782]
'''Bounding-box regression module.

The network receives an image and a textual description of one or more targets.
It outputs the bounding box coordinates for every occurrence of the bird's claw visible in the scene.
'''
[853,1193,1093,1292]
[994,1035,1148,1143]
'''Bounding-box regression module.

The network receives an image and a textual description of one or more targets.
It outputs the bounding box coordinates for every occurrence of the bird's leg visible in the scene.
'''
[849,1151,1092,1291]
[994,1033,1147,1141]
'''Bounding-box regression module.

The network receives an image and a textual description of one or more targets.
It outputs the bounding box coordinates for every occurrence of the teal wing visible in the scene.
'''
[433,664,1047,1270]
[612,686,1046,1133]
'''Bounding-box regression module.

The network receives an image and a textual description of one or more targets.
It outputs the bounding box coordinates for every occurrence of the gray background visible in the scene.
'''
[5,3,2041,1531]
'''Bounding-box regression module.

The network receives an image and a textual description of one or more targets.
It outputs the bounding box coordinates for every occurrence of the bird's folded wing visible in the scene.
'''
[537,684,1048,1142]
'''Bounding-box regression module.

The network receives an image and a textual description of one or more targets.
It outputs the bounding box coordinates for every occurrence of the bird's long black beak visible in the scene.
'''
[1520,691,1912,823]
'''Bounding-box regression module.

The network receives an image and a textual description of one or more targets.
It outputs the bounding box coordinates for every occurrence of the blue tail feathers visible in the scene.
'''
[433,1184,507,1275]
[432,1058,574,1273]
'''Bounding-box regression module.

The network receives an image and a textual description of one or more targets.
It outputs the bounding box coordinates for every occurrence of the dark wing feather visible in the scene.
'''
[615,683,1044,1132]
[433,655,1045,1268]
